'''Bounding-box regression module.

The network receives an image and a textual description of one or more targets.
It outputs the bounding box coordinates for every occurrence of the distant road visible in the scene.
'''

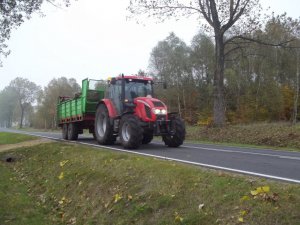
[1,128,300,184]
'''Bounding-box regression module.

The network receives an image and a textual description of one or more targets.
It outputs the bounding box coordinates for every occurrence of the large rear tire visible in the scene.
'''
[95,104,115,145]
[162,117,185,147]
[67,123,78,140]
[119,114,143,149]
[62,124,68,140]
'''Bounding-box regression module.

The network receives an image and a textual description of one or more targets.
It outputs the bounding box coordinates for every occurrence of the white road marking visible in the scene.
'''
[5,130,300,184]
[180,145,300,161]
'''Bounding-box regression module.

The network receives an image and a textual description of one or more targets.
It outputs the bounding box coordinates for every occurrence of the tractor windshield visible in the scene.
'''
[125,79,153,102]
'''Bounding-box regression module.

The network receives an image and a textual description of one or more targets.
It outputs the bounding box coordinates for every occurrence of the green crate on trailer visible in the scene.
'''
[62,103,66,119]
[71,100,77,117]
[82,79,106,114]
[66,101,71,118]
[57,78,107,126]
[76,98,82,116]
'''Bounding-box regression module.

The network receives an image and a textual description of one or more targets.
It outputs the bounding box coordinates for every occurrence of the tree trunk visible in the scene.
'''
[19,106,24,129]
[293,50,299,125]
[213,33,225,127]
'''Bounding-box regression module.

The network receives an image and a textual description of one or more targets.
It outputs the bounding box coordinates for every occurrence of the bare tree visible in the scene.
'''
[128,0,292,126]
[0,0,74,65]
[9,77,40,128]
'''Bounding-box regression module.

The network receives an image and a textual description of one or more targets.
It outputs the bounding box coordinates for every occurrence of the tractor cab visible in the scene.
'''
[107,75,154,115]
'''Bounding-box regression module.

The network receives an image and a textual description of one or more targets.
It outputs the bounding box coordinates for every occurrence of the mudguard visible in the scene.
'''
[99,99,118,118]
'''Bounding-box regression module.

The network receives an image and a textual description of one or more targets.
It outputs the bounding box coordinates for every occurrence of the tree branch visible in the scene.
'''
[224,35,298,48]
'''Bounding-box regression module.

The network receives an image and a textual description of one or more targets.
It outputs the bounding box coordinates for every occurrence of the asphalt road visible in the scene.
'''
[1,128,300,184]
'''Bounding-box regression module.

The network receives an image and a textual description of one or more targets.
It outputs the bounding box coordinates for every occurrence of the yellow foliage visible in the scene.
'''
[60,160,69,167]
[251,186,270,196]
[114,193,122,203]
[174,212,184,223]
[240,195,250,201]
[58,172,64,180]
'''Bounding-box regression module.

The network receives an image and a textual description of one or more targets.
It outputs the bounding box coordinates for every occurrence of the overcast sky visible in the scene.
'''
[0,0,299,90]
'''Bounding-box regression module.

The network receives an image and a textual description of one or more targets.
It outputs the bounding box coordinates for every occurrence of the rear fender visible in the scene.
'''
[98,99,118,118]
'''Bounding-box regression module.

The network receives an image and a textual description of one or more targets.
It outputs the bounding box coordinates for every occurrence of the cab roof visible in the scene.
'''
[113,75,153,81]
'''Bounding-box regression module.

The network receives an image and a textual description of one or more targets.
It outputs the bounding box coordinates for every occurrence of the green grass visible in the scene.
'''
[0,132,37,145]
[0,164,51,224]
[1,141,300,225]
[186,122,300,151]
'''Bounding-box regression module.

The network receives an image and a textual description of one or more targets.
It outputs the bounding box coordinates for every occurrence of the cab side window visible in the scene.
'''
[108,80,122,114]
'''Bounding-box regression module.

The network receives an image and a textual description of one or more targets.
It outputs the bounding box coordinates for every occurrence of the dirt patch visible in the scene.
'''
[0,138,54,152]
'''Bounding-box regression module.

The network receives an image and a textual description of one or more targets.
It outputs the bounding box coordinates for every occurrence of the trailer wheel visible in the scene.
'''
[119,114,143,149]
[142,133,153,144]
[62,124,68,140]
[162,117,185,147]
[95,104,115,145]
[68,123,78,140]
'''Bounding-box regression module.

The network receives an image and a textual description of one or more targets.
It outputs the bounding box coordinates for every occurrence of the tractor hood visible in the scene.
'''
[134,96,167,109]
[133,97,168,122]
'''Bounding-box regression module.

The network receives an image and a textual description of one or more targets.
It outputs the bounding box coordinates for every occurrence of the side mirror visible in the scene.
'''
[163,81,167,89]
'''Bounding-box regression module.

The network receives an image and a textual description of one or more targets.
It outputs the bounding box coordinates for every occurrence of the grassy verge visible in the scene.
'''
[0,165,51,224]
[1,141,299,225]
[186,123,300,151]
[15,127,60,133]
[0,132,37,145]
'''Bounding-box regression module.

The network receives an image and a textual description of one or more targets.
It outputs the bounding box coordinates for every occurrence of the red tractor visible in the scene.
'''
[94,75,185,149]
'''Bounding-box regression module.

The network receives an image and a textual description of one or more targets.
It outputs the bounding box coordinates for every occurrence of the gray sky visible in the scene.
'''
[0,0,299,90]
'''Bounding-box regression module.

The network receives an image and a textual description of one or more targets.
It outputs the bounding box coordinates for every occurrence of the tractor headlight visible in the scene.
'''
[161,109,167,115]
[152,108,167,115]
[153,108,161,114]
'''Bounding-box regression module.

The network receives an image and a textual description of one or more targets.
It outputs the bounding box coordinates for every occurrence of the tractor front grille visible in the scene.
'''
[144,105,152,118]
[156,115,167,121]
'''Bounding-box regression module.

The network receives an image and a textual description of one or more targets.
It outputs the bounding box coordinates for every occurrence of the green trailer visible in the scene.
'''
[57,78,106,140]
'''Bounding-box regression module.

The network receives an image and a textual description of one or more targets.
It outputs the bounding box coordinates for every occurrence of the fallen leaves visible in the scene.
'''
[114,193,122,203]
[250,186,270,196]
[198,203,205,211]
[60,160,69,167]
[174,212,184,223]
[58,172,64,180]
[250,186,279,202]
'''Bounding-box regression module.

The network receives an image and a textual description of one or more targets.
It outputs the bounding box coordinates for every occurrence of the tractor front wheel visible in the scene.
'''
[119,115,143,149]
[95,104,115,145]
[162,117,185,147]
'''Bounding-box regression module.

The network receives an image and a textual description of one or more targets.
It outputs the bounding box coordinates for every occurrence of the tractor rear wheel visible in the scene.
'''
[95,104,115,145]
[162,117,185,147]
[68,123,78,140]
[62,124,68,140]
[119,114,143,149]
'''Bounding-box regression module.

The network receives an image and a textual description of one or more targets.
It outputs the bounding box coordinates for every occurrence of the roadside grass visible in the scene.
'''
[186,122,300,151]
[16,127,60,133]
[0,141,299,224]
[0,132,37,145]
[0,165,51,225]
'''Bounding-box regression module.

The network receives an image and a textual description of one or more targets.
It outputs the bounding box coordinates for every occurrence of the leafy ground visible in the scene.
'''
[0,132,37,145]
[0,141,300,225]
[186,123,300,151]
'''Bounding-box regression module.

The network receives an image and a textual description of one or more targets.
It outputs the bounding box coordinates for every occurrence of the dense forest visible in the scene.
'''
[0,7,300,129]
[149,14,300,125]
